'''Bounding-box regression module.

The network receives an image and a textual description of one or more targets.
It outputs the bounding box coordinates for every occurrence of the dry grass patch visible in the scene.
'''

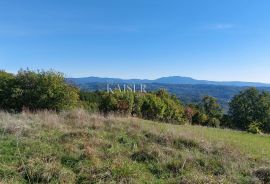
[0,110,270,183]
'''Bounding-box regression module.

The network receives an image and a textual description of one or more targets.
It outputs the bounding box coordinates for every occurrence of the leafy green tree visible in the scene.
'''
[0,69,79,112]
[0,71,17,110]
[115,91,134,115]
[141,93,166,121]
[192,112,208,125]
[191,96,222,127]
[229,88,270,132]
[99,93,118,114]
[201,96,222,119]
[132,93,145,117]
[155,90,185,124]
[79,91,102,112]
[15,70,79,111]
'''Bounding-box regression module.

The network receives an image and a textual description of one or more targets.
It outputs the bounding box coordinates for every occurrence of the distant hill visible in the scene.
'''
[67,76,270,87]
[67,76,270,111]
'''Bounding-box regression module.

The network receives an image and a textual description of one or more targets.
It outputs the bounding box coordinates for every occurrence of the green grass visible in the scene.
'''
[141,122,270,159]
[0,109,269,183]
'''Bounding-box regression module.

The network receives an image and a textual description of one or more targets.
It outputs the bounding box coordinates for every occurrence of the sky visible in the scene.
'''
[0,0,270,82]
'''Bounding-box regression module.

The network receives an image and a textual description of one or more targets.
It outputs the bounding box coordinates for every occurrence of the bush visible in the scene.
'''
[97,89,186,124]
[0,71,16,111]
[0,69,79,112]
[141,93,166,121]
[220,114,233,128]
[248,122,262,134]
[208,118,221,128]
[131,93,145,117]
[115,91,134,115]
[193,112,208,125]
[79,91,102,112]
[99,93,118,114]
[158,91,185,124]
[99,91,135,115]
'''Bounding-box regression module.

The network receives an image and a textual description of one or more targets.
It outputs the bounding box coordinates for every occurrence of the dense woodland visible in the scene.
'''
[1,69,270,134]
[69,82,270,111]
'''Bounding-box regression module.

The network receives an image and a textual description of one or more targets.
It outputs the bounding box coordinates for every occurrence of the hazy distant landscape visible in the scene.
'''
[68,76,270,110]
[67,76,270,87]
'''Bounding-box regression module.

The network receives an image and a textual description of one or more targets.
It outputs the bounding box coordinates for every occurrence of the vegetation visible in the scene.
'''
[2,69,270,183]
[191,96,223,128]
[3,69,270,133]
[0,70,79,112]
[229,88,270,133]
[71,82,262,110]
[81,89,186,124]
[0,110,269,183]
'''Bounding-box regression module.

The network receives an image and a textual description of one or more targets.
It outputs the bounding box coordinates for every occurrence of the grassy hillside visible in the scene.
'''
[0,110,270,183]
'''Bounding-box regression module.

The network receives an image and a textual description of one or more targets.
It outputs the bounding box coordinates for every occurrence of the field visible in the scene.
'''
[0,110,270,184]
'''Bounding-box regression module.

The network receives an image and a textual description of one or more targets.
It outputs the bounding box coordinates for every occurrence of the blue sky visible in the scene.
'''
[1,0,270,82]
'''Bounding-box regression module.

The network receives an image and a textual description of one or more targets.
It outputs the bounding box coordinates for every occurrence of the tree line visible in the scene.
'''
[1,69,270,134]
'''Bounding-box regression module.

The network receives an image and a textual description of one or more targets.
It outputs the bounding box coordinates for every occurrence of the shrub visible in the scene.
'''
[141,94,166,121]
[0,69,79,112]
[79,91,102,112]
[208,118,221,128]
[161,94,185,124]
[115,91,134,115]
[248,122,262,134]
[0,71,16,111]
[99,93,118,114]
[193,112,208,125]
[131,93,145,117]
[16,70,79,111]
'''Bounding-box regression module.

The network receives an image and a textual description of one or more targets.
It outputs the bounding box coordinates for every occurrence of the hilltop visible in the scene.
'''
[0,110,269,183]
[67,76,270,87]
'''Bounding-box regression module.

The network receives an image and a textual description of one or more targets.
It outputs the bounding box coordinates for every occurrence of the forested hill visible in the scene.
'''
[67,76,270,87]
[66,81,270,110]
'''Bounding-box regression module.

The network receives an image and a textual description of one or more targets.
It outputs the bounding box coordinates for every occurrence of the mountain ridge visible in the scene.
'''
[67,76,270,87]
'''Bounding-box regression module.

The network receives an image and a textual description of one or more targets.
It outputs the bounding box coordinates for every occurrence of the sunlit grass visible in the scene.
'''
[0,110,269,183]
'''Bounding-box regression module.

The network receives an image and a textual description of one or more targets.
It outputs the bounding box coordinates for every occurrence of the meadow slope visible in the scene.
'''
[0,110,270,184]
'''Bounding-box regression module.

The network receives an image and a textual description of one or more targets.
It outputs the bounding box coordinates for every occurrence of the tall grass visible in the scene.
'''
[0,109,269,183]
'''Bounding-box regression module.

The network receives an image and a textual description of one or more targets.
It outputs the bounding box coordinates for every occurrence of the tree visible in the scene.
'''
[99,93,118,114]
[229,88,270,132]
[132,93,145,117]
[115,91,134,115]
[15,70,79,111]
[192,96,222,127]
[0,69,79,112]
[201,96,222,119]
[193,112,208,125]
[141,93,166,121]
[0,71,16,110]
[79,91,102,112]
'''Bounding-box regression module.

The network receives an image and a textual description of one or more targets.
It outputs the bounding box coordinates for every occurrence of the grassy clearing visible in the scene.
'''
[140,122,270,159]
[0,109,269,183]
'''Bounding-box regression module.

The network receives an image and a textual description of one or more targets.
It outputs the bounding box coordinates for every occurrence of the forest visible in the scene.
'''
[1,69,270,134]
